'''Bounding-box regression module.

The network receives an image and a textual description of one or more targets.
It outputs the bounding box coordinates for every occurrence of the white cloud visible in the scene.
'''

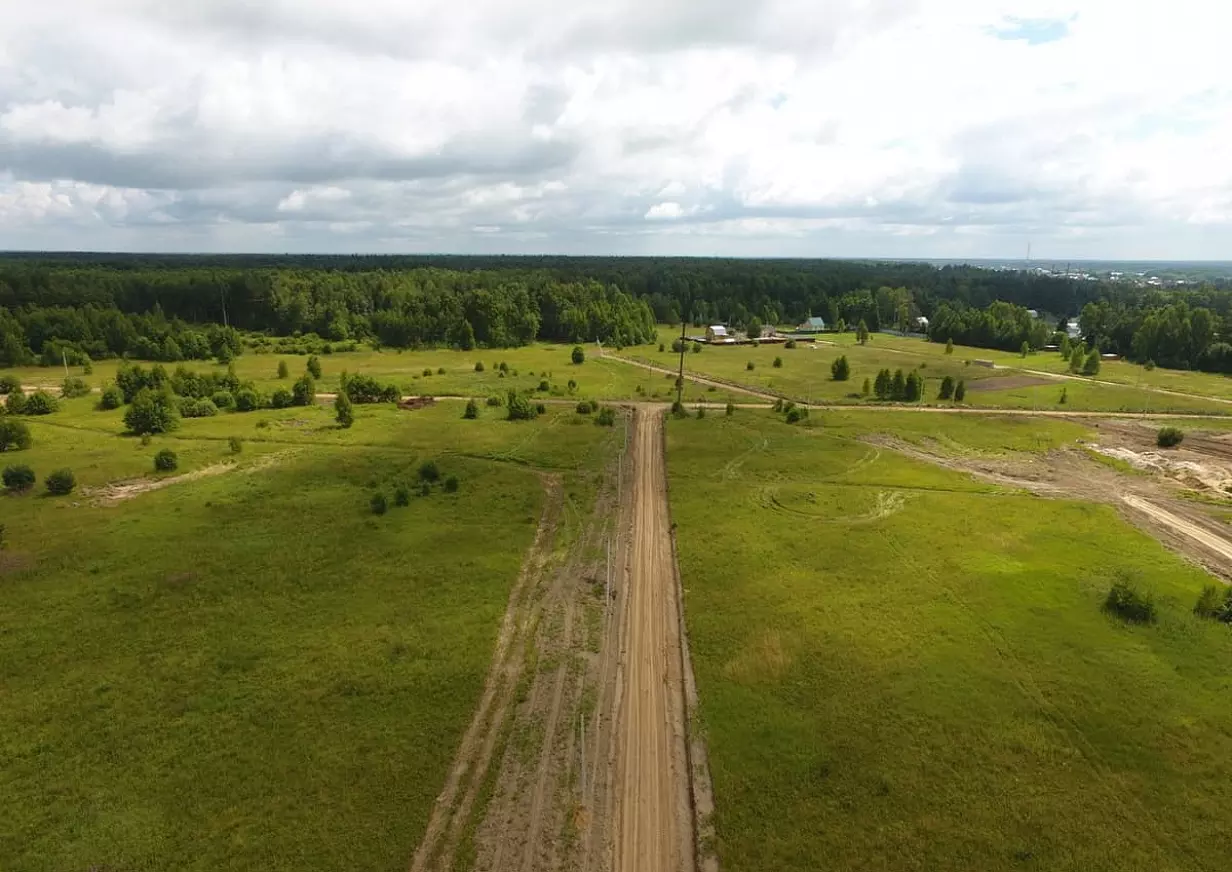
[0,0,1230,256]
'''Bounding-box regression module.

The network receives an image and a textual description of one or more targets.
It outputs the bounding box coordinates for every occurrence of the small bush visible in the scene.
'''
[773,356,783,368]
[695,406,706,419]
[0,419,32,452]
[182,398,219,418]
[370,492,388,515]
[306,355,323,378]
[419,460,441,483]
[61,377,91,398]
[1194,585,1232,622]
[335,391,354,428]
[786,406,809,425]
[1157,427,1184,448]
[437,367,446,375]
[671,401,687,418]
[595,407,616,427]
[422,368,433,377]
[45,468,76,496]
[444,476,459,493]
[536,402,547,414]
[571,346,585,365]
[419,481,431,496]
[99,384,124,410]
[277,360,289,379]
[394,486,411,507]
[270,387,293,409]
[475,361,485,372]
[507,392,538,421]
[691,342,701,354]
[0,374,20,394]
[463,399,479,419]
[725,403,735,416]
[234,389,261,412]
[567,379,577,392]
[291,375,316,406]
[3,464,36,492]
[1103,578,1157,624]
[5,391,25,414]
[785,339,797,349]
[212,390,236,410]
[22,391,58,415]
[1144,359,1156,371]
[746,361,755,371]
[658,343,665,352]
[538,379,550,392]
[576,401,593,414]
[154,449,178,472]
[486,395,502,407]
[499,361,509,373]
[228,436,243,454]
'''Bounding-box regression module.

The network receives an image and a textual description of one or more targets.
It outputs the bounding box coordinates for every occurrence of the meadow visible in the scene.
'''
[621,328,1232,414]
[667,409,1232,872]
[6,342,739,407]
[0,398,620,871]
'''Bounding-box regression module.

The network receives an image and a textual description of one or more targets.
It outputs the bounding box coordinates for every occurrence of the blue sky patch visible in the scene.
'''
[988,16,1074,45]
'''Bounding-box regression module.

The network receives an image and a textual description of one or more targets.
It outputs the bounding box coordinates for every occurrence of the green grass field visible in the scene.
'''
[0,399,619,871]
[667,410,1232,872]
[620,329,1232,415]
[5,342,738,406]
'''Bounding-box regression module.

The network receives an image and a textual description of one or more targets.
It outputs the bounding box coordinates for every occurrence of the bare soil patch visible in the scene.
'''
[82,452,289,506]
[0,551,34,576]
[964,374,1056,392]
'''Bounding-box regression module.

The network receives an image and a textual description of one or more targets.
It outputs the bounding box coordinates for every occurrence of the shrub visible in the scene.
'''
[567,379,577,392]
[277,360,289,379]
[725,403,735,416]
[1193,585,1232,621]
[746,361,755,371]
[212,390,236,410]
[499,361,509,373]
[0,419,32,452]
[475,361,485,372]
[335,391,354,428]
[671,401,686,418]
[45,468,76,496]
[691,342,701,354]
[61,377,91,398]
[463,399,479,419]
[0,374,20,394]
[234,389,261,412]
[182,398,219,418]
[228,436,243,454]
[1144,359,1156,371]
[538,379,550,392]
[124,388,180,434]
[99,384,124,410]
[862,377,871,396]
[785,339,797,349]
[576,401,593,414]
[536,402,547,414]
[507,391,538,421]
[1157,427,1184,448]
[954,380,966,402]
[3,464,36,492]
[444,475,459,493]
[773,356,783,368]
[938,376,955,400]
[154,449,178,472]
[370,492,388,515]
[1104,578,1157,624]
[695,406,706,419]
[270,388,293,409]
[22,391,58,415]
[658,343,665,352]
[785,406,808,424]
[1059,387,1068,405]
[571,346,585,365]
[422,368,433,377]
[419,460,441,483]
[437,367,446,375]
[394,486,411,507]
[292,375,316,406]
[831,355,851,381]
[344,374,398,404]
[596,407,616,426]
[306,355,323,379]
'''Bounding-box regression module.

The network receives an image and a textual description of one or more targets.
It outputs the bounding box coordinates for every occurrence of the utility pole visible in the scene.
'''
[675,318,687,409]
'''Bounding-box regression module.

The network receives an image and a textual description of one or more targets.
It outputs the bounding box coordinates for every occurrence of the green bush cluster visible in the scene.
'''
[44,468,76,496]
[1103,578,1157,624]
[1194,585,1232,622]
[154,449,178,472]
[3,464,36,492]
[1157,427,1184,448]
[0,419,32,452]
[60,377,91,398]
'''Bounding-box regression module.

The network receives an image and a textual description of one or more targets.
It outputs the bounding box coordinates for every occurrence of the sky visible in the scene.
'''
[1,0,1230,258]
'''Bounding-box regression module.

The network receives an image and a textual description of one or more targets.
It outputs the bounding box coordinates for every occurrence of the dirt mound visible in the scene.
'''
[398,396,436,411]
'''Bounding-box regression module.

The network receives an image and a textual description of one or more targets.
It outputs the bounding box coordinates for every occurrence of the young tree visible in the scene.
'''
[862,377,871,396]
[939,375,955,400]
[292,374,316,406]
[1059,335,1072,358]
[1059,386,1068,404]
[746,360,755,371]
[458,319,476,351]
[45,468,76,496]
[954,380,966,402]
[1020,341,1030,358]
[904,371,922,402]
[0,419,32,452]
[891,369,906,400]
[154,449,178,472]
[1069,346,1084,373]
[1082,350,1102,376]
[463,399,479,419]
[61,377,91,398]
[773,356,783,368]
[571,346,585,365]
[506,391,538,420]
[277,360,289,379]
[945,338,954,355]
[857,319,870,345]
[830,355,851,381]
[746,316,763,342]
[2,463,35,491]
[306,355,323,379]
[21,391,58,415]
[873,369,891,399]
[725,403,735,416]
[335,390,354,428]
[124,388,179,435]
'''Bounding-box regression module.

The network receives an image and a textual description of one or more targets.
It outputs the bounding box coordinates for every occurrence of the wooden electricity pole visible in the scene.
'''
[675,319,688,408]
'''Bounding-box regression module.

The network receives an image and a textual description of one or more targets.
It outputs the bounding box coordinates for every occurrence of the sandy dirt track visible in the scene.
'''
[1121,495,1232,564]
[610,408,695,872]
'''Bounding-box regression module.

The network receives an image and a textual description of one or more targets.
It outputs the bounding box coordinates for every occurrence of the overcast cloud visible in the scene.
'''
[1,0,1230,258]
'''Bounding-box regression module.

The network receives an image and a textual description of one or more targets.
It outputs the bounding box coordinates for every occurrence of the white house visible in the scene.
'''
[705,325,730,343]
[1066,319,1082,339]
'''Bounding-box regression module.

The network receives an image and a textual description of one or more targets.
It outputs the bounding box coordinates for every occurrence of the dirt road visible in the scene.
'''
[609,408,695,872]
[1120,495,1232,565]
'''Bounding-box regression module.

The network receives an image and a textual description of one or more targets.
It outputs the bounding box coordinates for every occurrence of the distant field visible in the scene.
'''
[4,342,740,405]
[0,399,618,871]
[667,409,1232,872]
[621,329,1232,414]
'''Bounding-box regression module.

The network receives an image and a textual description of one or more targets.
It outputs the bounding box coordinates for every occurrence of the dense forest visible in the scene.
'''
[0,254,1230,374]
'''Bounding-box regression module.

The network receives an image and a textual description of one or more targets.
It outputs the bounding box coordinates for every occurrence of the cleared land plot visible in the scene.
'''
[666,409,1232,872]
[0,400,619,872]
[5,343,740,405]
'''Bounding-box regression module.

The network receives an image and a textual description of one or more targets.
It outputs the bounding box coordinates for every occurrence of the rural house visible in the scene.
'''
[795,316,827,333]
[705,325,730,343]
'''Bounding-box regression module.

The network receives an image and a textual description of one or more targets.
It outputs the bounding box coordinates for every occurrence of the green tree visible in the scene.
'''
[0,419,32,452]
[945,338,954,355]
[306,355,322,379]
[873,369,891,399]
[3,463,35,491]
[1060,335,1072,358]
[1069,346,1084,373]
[270,388,293,408]
[571,346,585,365]
[830,355,851,381]
[45,468,76,496]
[746,317,762,342]
[939,375,955,400]
[773,356,783,368]
[463,399,479,419]
[1020,341,1029,358]
[458,319,476,351]
[292,374,316,406]
[1059,386,1068,404]
[21,391,58,415]
[277,360,289,379]
[154,449,178,472]
[335,390,354,428]
[904,371,923,402]
[507,391,538,420]
[61,377,91,398]
[954,380,966,402]
[1082,350,1102,376]
[862,377,871,396]
[857,319,870,345]
[891,369,906,400]
[98,384,123,410]
[124,387,179,435]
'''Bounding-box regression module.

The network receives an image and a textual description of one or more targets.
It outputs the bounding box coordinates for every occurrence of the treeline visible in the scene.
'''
[1079,299,1232,372]
[927,301,1051,352]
